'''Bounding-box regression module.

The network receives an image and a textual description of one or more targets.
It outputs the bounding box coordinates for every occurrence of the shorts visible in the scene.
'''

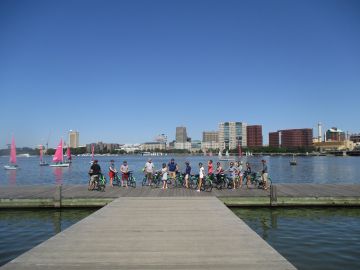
[169,172,176,179]
[146,172,153,180]
[109,171,115,178]
[262,173,268,182]
[122,173,129,180]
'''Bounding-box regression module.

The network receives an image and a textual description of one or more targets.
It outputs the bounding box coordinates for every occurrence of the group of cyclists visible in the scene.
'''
[88,158,270,191]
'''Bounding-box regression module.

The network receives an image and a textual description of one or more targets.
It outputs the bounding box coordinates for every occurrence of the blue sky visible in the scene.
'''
[1,0,359,147]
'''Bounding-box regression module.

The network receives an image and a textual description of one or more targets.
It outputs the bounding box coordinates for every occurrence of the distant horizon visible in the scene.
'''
[1,0,359,147]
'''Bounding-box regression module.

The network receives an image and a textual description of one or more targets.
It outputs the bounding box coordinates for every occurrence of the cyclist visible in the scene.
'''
[243,162,252,188]
[261,159,269,190]
[88,160,101,190]
[197,162,205,192]
[167,158,178,184]
[208,160,214,180]
[184,161,191,188]
[161,163,168,189]
[108,160,117,187]
[144,158,155,186]
[226,162,237,189]
[215,161,224,185]
[120,160,129,188]
[235,161,244,188]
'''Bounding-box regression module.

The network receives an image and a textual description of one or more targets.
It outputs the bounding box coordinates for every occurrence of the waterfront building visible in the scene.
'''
[191,140,202,152]
[140,142,166,151]
[313,140,354,152]
[246,125,263,148]
[176,127,188,143]
[68,130,79,148]
[269,129,313,148]
[154,134,168,143]
[350,134,360,143]
[326,127,346,142]
[202,131,218,143]
[201,141,220,151]
[218,122,247,150]
[269,132,280,148]
[174,142,192,151]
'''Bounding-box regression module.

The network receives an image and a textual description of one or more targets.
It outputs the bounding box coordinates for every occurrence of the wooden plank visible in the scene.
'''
[1,197,295,270]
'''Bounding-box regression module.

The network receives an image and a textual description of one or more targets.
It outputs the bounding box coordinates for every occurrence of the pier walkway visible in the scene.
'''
[0,184,360,207]
[1,197,295,270]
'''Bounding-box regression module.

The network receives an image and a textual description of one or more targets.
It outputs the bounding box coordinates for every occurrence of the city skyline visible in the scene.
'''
[1,0,360,147]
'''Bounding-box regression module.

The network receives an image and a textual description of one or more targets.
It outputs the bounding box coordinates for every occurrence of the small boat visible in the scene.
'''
[50,139,70,167]
[65,146,72,164]
[219,149,235,161]
[290,154,297,165]
[39,145,49,166]
[4,136,19,170]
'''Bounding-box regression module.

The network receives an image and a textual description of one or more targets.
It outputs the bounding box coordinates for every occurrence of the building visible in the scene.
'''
[191,140,202,152]
[174,142,192,151]
[202,131,218,143]
[326,127,346,142]
[218,122,247,150]
[269,129,313,148]
[350,134,360,143]
[154,134,168,143]
[68,130,79,148]
[201,141,220,151]
[246,125,263,148]
[140,142,166,151]
[313,140,354,152]
[269,132,280,148]
[176,127,188,143]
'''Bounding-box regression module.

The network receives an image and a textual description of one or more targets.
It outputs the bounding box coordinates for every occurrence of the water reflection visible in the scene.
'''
[233,207,360,270]
[8,170,16,185]
[53,168,63,185]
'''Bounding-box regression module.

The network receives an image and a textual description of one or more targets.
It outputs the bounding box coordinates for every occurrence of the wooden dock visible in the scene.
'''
[0,184,360,208]
[0,197,295,270]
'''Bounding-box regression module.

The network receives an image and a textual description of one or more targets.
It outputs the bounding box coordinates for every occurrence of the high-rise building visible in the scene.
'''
[68,130,79,148]
[246,125,263,147]
[326,128,345,142]
[269,129,313,148]
[202,131,218,142]
[218,122,247,150]
[176,127,188,143]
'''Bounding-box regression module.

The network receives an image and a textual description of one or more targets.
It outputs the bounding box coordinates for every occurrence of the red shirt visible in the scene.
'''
[208,163,213,174]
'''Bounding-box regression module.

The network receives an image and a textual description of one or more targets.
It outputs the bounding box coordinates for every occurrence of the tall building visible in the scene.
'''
[68,130,79,148]
[202,131,218,142]
[326,128,345,142]
[350,134,360,143]
[269,129,313,148]
[218,122,247,150]
[176,126,188,143]
[246,125,263,147]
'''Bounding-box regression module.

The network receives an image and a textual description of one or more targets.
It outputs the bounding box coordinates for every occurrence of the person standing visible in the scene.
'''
[161,163,168,189]
[88,160,101,190]
[144,159,154,186]
[184,161,191,188]
[208,160,213,177]
[108,160,117,187]
[120,160,129,188]
[261,159,269,190]
[235,161,244,188]
[197,162,205,192]
[168,158,178,183]
[244,162,252,188]
[227,162,236,190]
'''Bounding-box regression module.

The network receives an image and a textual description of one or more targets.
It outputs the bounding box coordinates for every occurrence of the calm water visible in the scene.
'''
[0,208,96,266]
[232,207,360,270]
[0,155,360,185]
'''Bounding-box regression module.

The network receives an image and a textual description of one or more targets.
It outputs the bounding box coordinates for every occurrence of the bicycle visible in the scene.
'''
[127,171,137,188]
[88,174,106,192]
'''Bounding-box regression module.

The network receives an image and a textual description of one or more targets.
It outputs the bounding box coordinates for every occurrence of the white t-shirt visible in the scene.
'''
[162,167,168,180]
[199,166,205,178]
[145,162,154,173]
[120,164,128,173]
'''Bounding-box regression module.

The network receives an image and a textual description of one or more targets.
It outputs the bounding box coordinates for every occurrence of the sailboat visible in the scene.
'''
[218,150,222,159]
[50,139,70,167]
[4,137,19,170]
[219,149,235,161]
[290,154,297,166]
[39,145,49,166]
[65,146,72,164]
[89,144,95,164]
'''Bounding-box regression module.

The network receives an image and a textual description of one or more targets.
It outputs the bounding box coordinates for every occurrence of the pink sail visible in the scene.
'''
[39,145,43,162]
[53,139,64,163]
[10,137,17,164]
[66,147,71,160]
[91,144,94,161]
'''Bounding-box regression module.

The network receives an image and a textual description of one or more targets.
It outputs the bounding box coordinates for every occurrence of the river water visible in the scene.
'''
[1,155,360,185]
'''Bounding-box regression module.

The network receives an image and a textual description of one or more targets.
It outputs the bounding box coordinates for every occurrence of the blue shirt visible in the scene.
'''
[185,165,191,175]
[168,162,177,172]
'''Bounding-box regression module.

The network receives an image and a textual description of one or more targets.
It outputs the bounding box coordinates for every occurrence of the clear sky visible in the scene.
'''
[1,0,359,147]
